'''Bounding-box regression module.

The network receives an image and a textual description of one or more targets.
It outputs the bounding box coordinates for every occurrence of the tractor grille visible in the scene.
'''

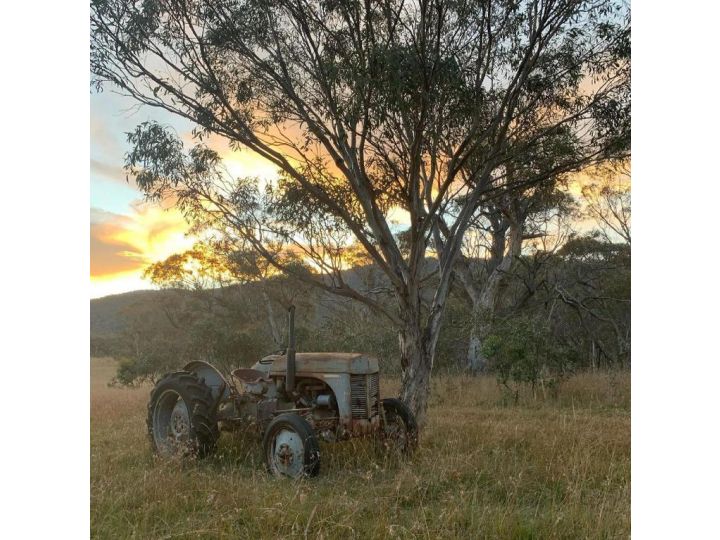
[350,373,380,419]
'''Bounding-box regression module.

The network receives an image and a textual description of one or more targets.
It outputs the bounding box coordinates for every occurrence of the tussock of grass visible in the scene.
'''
[91,358,629,539]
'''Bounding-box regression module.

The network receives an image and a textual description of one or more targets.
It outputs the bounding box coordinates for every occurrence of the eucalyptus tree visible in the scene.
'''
[447,128,590,372]
[92,0,629,422]
[454,173,578,372]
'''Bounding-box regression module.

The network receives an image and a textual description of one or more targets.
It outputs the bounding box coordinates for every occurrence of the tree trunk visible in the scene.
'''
[464,221,524,374]
[397,208,477,425]
[466,330,484,372]
[261,288,282,348]
[466,317,490,374]
[398,323,434,426]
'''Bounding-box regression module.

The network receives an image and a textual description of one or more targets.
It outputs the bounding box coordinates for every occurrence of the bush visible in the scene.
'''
[111,357,156,386]
[482,316,578,402]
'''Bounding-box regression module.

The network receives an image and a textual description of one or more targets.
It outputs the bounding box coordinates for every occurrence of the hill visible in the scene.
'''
[91,289,174,338]
[90,259,446,343]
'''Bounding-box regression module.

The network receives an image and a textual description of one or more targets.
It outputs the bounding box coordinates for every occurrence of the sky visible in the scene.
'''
[90,91,280,298]
[90,90,413,299]
[90,91,615,299]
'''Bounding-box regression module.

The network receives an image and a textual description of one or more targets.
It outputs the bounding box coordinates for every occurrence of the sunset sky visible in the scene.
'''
[90,91,609,299]
[90,91,280,298]
[91,90,416,298]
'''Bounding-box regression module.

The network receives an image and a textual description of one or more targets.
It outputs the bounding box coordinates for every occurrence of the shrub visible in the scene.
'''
[482,316,578,402]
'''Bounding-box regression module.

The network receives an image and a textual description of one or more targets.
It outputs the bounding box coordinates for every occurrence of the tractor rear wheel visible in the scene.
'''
[263,413,320,478]
[379,398,419,455]
[147,371,219,459]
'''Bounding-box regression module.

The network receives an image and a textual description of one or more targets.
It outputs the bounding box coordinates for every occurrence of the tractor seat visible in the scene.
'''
[232,368,268,384]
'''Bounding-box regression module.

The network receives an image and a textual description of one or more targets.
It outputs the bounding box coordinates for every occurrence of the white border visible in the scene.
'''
[633,1,720,538]
[2,1,720,537]
[0,1,89,537]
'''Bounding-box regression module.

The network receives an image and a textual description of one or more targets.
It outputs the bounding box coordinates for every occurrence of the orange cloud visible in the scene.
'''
[90,127,288,298]
[90,204,195,283]
[91,210,140,276]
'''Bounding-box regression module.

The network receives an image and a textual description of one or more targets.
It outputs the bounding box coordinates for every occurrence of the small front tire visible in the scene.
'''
[263,413,320,478]
[379,398,419,455]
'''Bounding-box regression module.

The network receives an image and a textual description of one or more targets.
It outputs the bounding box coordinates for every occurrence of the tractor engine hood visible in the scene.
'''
[261,352,379,375]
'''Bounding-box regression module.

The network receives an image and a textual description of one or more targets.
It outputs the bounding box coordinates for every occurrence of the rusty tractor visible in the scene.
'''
[147,306,418,478]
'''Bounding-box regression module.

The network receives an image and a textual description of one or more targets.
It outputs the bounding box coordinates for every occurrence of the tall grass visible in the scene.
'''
[91,358,629,539]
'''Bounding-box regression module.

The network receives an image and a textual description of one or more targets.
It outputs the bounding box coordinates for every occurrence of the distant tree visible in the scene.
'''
[92,0,629,422]
[450,140,583,373]
[482,314,577,402]
[581,162,631,244]
[145,240,313,348]
[550,231,630,368]
[546,163,630,367]
[109,295,196,385]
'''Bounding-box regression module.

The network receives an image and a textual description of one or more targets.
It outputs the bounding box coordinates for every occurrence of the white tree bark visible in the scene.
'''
[463,221,524,373]
[261,288,283,348]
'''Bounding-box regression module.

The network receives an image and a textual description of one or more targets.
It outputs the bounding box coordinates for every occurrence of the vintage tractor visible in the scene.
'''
[147,306,418,478]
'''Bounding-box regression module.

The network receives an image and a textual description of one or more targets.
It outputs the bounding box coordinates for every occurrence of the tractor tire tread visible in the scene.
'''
[381,398,419,453]
[147,370,219,458]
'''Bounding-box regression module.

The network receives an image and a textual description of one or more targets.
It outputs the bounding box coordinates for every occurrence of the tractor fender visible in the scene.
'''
[305,373,352,422]
[183,361,232,402]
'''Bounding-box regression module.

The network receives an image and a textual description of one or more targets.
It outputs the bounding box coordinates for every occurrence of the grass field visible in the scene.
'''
[91,357,630,539]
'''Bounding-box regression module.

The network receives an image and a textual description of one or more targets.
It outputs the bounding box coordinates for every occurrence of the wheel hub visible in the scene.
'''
[277,443,294,467]
[272,429,304,477]
[170,402,190,437]
[152,390,192,456]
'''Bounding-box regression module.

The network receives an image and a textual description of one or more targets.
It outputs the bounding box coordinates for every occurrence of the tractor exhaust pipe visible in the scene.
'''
[286,305,296,394]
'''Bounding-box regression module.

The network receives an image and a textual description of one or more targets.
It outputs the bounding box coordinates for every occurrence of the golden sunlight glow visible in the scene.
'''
[563,160,631,235]
[91,131,288,298]
[566,160,631,198]
[90,271,150,299]
[114,204,194,262]
[181,130,281,184]
[387,206,411,227]
[90,204,196,298]
[222,150,279,183]
[92,124,630,300]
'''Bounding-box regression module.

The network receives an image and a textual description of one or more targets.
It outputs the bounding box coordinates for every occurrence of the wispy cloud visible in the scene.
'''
[90,158,131,185]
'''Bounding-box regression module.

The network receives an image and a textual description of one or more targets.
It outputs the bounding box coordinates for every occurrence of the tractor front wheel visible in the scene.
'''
[263,413,320,478]
[147,371,219,459]
[379,398,419,455]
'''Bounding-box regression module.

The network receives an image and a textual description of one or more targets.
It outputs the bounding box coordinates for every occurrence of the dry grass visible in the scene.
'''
[91,357,629,539]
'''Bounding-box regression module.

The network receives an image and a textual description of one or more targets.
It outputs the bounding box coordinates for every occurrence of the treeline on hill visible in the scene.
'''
[92,231,629,397]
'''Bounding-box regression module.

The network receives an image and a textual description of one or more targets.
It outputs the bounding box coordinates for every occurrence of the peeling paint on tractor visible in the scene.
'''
[260,353,380,426]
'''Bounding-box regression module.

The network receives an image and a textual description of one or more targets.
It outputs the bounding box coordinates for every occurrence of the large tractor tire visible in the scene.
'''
[379,398,419,455]
[263,413,320,478]
[147,371,219,459]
